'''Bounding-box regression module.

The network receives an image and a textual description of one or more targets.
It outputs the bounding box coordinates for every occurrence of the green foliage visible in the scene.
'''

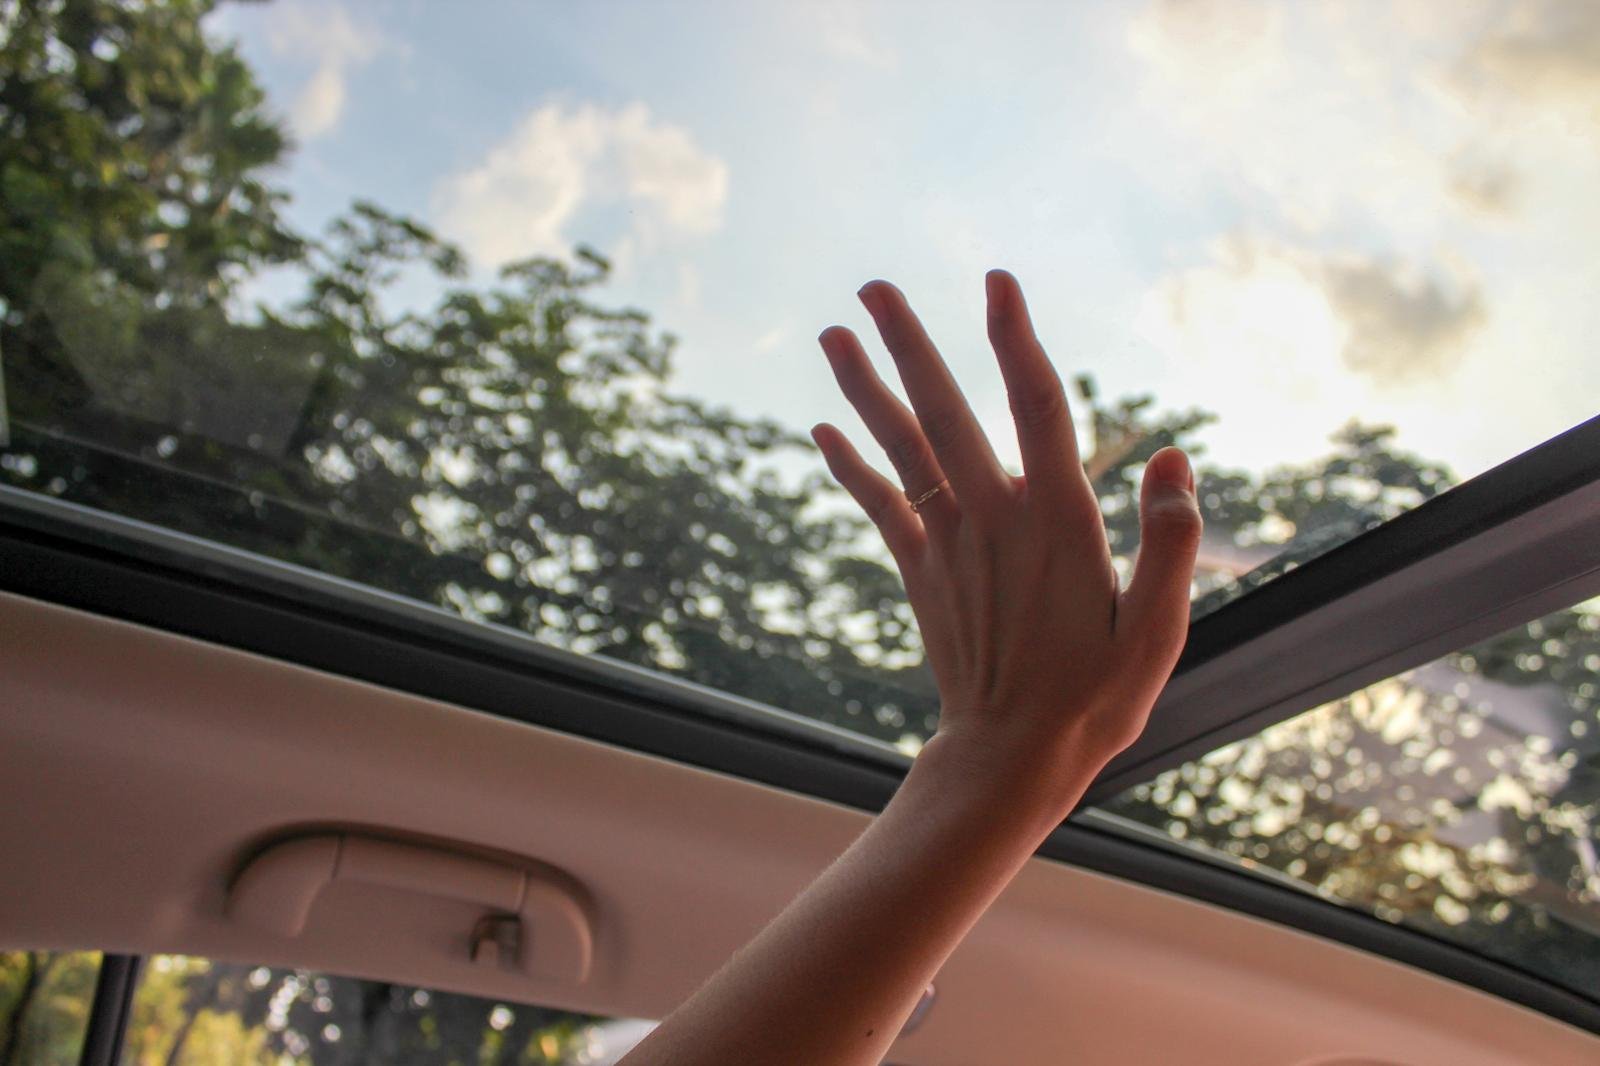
[0,951,102,1065]
[1,0,299,414]
[1104,600,1600,991]
[121,955,602,1066]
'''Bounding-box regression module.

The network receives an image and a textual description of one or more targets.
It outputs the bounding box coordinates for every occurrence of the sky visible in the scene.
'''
[207,0,1600,482]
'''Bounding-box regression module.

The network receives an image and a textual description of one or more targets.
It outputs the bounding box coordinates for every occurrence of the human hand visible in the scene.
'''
[812,271,1202,824]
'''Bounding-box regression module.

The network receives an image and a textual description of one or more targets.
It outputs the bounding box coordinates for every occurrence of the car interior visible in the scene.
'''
[3,2,1599,1064]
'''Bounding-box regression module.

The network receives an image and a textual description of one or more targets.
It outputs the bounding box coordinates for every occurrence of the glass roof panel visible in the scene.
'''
[1,1,1597,758]
[1097,597,1600,1000]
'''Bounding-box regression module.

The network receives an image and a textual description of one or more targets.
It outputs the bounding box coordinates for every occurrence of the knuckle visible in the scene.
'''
[856,482,897,525]
[885,433,934,482]
[1144,499,1204,546]
[1008,382,1067,432]
[919,408,967,451]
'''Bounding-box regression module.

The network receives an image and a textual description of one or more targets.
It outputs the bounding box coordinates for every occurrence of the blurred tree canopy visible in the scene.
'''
[0,0,1595,1054]
[0,951,99,1065]
[0,952,606,1066]
[122,956,601,1066]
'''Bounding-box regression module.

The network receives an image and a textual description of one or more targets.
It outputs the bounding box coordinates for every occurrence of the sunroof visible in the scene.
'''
[1098,598,1600,1000]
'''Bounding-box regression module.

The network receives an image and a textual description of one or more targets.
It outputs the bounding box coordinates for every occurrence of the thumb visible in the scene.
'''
[1118,446,1203,658]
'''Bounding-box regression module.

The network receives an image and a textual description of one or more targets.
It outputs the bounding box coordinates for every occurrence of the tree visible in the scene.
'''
[0,0,301,434]
[1101,602,1600,991]
[121,956,599,1066]
[0,951,102,1065]
[0,0,935,746]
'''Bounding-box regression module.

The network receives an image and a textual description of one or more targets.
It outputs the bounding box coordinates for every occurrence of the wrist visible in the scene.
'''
[901,723,1098,845]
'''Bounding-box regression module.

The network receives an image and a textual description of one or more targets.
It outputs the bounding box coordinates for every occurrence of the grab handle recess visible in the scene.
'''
[227,833,592,984]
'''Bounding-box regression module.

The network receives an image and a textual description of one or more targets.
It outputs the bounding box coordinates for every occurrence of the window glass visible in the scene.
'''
[1098,597,1600,999]
[2,3,1596,756]
[0,950,103,1064]
[122,955,653,1065]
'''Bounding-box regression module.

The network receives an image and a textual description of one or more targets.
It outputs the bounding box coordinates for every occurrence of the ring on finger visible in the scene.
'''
[906,479,951,513]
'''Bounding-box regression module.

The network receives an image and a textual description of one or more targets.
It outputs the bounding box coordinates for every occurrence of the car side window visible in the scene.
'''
[0,950,103,1065]
[121,954,651,1065]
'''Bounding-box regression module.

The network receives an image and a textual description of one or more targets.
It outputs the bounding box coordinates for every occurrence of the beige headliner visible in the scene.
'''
[1,590,1594,1065]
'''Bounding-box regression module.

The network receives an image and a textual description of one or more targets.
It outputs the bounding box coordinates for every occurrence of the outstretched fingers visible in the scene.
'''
[818,325,959,525]
[857,280,1010,509]
[811,423,927,568]
[1118,447,1203,657]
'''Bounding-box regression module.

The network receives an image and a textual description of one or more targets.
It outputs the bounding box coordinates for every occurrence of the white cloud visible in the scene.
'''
[1319,255,1486,383]
[1115,0,1599,477]
[434,101,729,269]
[1445,150,1522,217]
[1128,0,1286,102]
[1124,1,1600,235]
[264,1,387,140]
[1452,0,1600,121]
[1125,1,1456,234]
[1141,234,1485,390]
[289,64,348,141]
[753,325,789,354]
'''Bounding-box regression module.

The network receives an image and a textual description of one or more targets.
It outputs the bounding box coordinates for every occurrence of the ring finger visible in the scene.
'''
[818,325,960,527]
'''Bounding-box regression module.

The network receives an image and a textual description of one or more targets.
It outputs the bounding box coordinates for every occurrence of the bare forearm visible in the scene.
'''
[619,732,1077,1066]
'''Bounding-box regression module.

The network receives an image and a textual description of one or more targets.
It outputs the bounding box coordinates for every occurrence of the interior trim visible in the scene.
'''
[1099,412,1600,791]
[4,592,1596,1064]
[227,833,595,983]
[1048,813,1600,1034]
[1179,413,1600,666]
[0,486,910,813]
[0,564,1594,1033]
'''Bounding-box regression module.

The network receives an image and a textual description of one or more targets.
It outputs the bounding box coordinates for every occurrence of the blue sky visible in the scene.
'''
[208,0,1600,483]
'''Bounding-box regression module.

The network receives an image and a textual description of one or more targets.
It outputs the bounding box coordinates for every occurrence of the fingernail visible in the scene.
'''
[857,282,886,316]
[1151,448,1191,491]
[985,270,1009,310]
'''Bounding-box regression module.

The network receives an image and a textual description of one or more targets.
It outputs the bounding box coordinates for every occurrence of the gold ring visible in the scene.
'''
[907,479,950,513]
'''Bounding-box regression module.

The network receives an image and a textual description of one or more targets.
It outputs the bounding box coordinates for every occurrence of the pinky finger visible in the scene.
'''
[812,422,927,568]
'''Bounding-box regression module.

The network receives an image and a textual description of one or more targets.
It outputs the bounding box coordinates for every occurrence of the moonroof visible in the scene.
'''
[3,1,1596,755]
[1100,598,1600,999]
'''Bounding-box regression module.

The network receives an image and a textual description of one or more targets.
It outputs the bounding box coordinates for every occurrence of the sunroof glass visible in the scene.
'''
[2,2,1597,755]
[1095,597,1600,1000]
